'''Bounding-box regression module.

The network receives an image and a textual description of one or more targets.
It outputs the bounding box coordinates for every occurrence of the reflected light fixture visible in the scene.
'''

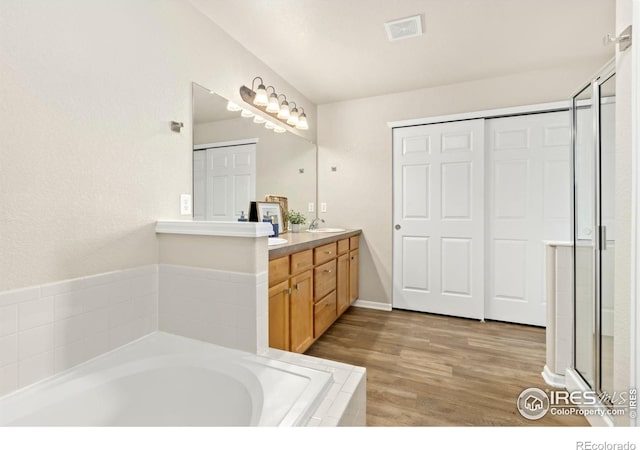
[277,94,290,120]
[226,101,242,112]
[253,115,266,124]
[296,107,309,130]
[265,121,275,130]
[252,77,268,106]
[240,109,254,118]
[274,126,286,134]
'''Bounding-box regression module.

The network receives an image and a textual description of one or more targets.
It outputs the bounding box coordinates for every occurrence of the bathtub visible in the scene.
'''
[0,332,333,426]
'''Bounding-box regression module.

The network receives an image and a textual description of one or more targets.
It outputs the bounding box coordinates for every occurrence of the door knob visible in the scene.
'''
[395,224,401,230]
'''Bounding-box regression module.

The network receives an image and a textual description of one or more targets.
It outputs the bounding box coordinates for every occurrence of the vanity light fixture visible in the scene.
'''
[226,101,242,112]
[277,94,290,120]
[252,77,268,106]
[239,78,310,132]
[286,102,299,126]
[297,107,309,130]
[266,87,280,113]
[240,109,254,118]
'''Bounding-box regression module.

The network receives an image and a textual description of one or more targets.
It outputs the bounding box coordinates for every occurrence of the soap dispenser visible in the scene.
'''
[238,211,248,222]
[262,212,274,237]
[271,214,279,237]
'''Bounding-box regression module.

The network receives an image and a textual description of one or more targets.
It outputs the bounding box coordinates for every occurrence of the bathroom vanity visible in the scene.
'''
[268,230,361,353]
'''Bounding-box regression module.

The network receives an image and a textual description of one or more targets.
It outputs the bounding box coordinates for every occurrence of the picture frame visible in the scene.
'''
[264,195,289,233]
[256,201,284,233]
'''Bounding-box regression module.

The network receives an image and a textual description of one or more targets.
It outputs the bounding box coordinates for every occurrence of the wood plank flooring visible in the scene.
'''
[305,307,588,426]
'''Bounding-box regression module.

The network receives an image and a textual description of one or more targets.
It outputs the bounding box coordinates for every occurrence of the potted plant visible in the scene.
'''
[287,210,306,233]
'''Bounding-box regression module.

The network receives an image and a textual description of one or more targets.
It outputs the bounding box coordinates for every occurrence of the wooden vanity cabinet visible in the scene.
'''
[268,233,360,353]
[289,269,314,353]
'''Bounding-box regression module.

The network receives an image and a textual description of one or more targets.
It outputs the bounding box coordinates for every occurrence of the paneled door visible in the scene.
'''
[193,142,256,221]
[485,112,571,326]
[392,120,485,320]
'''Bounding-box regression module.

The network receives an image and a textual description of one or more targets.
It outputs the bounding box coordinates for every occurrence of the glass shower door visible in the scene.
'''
[572,66,616,398]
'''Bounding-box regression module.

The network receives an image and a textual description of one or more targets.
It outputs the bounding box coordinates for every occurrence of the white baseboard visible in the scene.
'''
[565,368,614,427]
[352,299,392,311]
[541,365,566,388]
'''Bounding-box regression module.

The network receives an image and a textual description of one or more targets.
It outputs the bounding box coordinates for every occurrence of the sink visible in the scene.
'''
[268,237,288,246]
[306,228,346,233]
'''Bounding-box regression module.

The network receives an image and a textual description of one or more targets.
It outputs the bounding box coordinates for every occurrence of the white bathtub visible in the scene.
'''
[0,332,333,426]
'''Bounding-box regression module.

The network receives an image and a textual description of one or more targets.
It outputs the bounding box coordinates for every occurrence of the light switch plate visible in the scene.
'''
[320,202,327,213]
[180,194,192,215]
[308,202,315,213]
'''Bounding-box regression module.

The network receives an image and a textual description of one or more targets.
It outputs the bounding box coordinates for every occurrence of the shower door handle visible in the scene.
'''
[599,225,607,251]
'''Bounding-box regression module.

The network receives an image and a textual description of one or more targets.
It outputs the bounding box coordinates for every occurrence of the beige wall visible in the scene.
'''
[157,234,267,274]
[194,117,317,215]
[0,0,316,291]
[317,62,611,306]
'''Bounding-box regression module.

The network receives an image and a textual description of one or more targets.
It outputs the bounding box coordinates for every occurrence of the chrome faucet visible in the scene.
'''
[308,218,325,230]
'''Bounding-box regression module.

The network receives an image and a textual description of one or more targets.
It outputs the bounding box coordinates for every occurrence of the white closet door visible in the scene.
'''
[392,120,485,320]
[486,112,571,326]
[194,143,256,221]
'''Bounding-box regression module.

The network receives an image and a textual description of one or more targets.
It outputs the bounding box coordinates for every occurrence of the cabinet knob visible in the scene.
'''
[326,251,332,255]
[395,224,401,230]
[324,269,333,273]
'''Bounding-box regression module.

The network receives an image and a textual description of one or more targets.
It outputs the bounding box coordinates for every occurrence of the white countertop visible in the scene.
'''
[155,220,273,237]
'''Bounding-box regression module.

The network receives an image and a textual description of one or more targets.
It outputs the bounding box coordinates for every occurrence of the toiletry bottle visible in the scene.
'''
[238,211,248,222]
[262,213,274,237]
[271,214,279,237]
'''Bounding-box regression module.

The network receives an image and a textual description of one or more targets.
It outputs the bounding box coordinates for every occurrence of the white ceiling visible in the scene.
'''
[190,0,616,105]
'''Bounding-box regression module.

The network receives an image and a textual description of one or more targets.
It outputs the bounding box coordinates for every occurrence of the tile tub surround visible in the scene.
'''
[158,264,269,354]
[264,348,367,426]
[0,266,159,397]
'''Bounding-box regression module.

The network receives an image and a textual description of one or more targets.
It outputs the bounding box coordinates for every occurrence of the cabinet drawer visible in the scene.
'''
[337,239,349,255]
[314,291,337,338]
[314,242,337,265]
[269,256,289,286]
[350,235,360,250]
[314,259,336,301]
[290,249,313,274]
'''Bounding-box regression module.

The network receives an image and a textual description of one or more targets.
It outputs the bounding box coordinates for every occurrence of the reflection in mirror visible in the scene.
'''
[191,83,316,224]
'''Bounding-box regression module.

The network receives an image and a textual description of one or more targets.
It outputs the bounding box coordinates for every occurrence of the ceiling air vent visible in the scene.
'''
[384,15,423,42]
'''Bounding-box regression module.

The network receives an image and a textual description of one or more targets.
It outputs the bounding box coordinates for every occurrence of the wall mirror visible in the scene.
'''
[191,82,317,224]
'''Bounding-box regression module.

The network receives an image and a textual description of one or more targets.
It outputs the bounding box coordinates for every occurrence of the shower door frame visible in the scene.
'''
[568,58,616,425]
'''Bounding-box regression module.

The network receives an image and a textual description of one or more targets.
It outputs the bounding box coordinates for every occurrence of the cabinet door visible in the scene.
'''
[290,270,314,353]
[337,253,350,316]
[268,280,290,351]
[349,249,359,305]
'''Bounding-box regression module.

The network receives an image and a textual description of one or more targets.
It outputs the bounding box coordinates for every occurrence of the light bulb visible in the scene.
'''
[253,83,268,106]
[226,101,242,112]
[296,112,309,130]
[266,93,280,113]
[277,102,290,120]
[241,109,254,118]
[287,108,299,126]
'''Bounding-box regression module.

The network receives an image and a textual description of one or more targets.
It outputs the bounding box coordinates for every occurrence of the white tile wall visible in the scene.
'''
[0,266,158,397]
[263,348,366,426]
[158,264,268,354]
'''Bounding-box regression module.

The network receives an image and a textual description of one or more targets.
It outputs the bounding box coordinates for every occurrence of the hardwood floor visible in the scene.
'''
[305,307,588,426]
